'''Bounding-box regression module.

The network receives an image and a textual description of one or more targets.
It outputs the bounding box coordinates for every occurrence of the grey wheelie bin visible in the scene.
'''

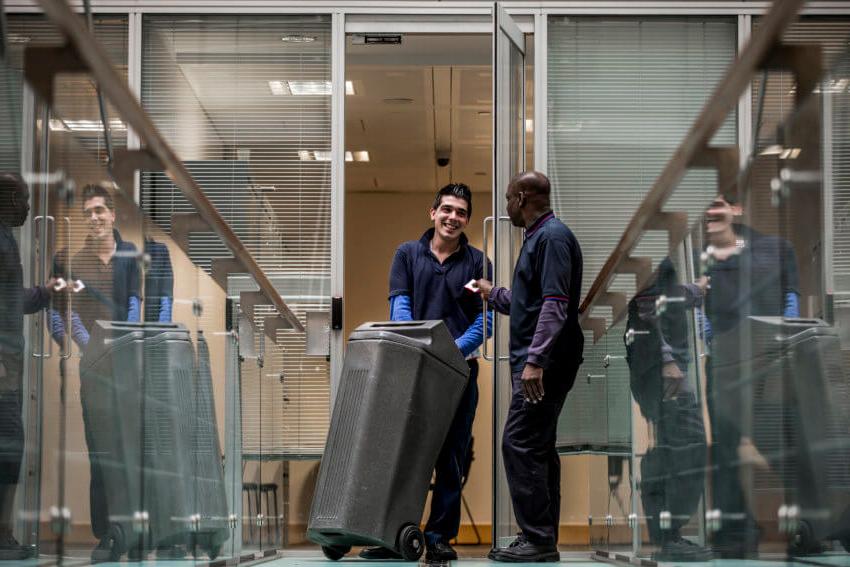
[710,316,850,554]
[307,321,470,561]
[80,321,227,561]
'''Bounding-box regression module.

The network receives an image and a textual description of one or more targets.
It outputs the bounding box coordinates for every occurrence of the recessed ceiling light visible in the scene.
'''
[477,111,491,117]
[268,80,289,96]
[288,80,332,96]
[49,118,126,132]
[7,34,31,44]
[269,80,356,96]
[526,119,534,132]
[383,97,414,105]
[298,150,368,162]
[281,35,317,43]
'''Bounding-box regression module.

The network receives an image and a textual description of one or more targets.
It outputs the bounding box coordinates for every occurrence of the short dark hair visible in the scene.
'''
[0,173,26,199]
[81,184,114,211]
[432,183,472,217]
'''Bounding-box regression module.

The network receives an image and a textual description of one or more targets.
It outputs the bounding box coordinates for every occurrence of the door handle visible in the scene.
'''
[482,215,513,362]
[33,215,55,359]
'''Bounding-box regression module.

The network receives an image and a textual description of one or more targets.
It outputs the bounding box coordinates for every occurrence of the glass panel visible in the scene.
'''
[492,8,526,550]
[547,16,737,556]
[140,14,333,553]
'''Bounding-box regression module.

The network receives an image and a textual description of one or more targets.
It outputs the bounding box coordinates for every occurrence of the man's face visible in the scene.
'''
[704,195,740,234]
[9,185,30,227]
[505,183,524,227]
[430,195,470,243]
[83,196,115,241]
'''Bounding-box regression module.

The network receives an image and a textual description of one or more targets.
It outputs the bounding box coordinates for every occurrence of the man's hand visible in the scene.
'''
[661,361,684,400]
[44,277,59,294]
[476,279,494,301]
[521,363,544,403]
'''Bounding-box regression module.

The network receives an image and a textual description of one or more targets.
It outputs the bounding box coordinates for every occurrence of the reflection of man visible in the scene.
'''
[625,257,709,562]
[360,183,490,562]
[0,173,52,560]
[701,193,799,558]
[477,171,583,562]
[51,184,141,561]
[52,184,141,348]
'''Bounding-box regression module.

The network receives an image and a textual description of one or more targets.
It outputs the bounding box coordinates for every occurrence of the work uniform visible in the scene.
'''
[489,211,583,546]
[389,228,490,546]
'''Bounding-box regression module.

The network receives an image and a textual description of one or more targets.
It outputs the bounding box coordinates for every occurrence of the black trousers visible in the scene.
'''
[640,393,706,544]
[502,363,579,545]
[424,359,479,544]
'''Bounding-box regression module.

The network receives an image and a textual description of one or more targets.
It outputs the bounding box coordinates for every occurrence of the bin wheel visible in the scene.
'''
[790,520,822,555]
[321,545,350,560]
[397,525,424,561]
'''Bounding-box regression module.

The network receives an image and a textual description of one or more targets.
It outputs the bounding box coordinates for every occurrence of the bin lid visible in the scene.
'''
[350,320,469,376]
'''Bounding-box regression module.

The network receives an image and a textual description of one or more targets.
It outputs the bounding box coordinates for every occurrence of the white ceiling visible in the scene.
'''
[346,33,534,194]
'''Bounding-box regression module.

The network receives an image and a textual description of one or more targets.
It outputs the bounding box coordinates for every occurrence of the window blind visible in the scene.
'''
[140,15,333,455]
[547,16,737,450]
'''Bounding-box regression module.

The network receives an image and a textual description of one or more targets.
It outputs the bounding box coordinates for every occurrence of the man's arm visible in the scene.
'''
[525,300,568,369]
[21,286,50,314]
[389,294,413,321]
[454,310,494,357]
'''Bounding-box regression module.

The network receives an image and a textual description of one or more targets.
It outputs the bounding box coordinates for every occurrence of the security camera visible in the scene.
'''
[436,150,451,168]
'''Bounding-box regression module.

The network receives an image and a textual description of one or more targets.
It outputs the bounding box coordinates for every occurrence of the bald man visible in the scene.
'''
[0,173,52,559]
[477,171,584,562]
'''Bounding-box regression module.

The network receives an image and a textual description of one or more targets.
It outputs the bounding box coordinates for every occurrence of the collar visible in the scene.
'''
[525,211,555,238]
[83,228,123,255]
[419,227,469,254]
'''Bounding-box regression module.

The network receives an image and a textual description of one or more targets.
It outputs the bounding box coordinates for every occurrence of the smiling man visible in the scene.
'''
[360,183,490,561]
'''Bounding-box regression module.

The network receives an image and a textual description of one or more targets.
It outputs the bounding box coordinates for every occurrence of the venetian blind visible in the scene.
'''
[140,15,333,455]
[547,16,737,450]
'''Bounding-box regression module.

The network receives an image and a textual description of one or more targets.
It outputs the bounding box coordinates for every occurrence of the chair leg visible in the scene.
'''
[461,492,482,546]
[245,487,255,543]
[272,486,280,546]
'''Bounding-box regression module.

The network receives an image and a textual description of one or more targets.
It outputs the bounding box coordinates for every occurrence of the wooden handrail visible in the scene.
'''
[35,0,304,332]
[579,0,805,324]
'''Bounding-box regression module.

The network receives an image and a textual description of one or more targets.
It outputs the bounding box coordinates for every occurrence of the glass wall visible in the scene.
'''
[547,15,737,554]
[140,14,333,553]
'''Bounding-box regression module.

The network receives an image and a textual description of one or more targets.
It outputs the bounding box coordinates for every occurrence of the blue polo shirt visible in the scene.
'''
[509,212,583,372]
[389,228,489,340]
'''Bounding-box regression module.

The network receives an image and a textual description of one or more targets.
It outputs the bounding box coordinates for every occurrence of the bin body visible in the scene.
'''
[307,321,469,550]
[710,317,850,543]
[80,321,227,556]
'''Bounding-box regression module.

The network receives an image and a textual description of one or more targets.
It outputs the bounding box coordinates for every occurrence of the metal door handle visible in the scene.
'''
[60,217,73,361]
[33,216,55,359]
[482,215,513,362]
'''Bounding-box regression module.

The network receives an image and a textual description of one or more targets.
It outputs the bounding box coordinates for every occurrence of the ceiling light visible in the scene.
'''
[281,35,317,43]
[346,80,356,95]
[268,80,289,96]
[759,144,784,156]
[383,97,414,105]
[477,111,491,117]
[288,80,332,96]
[7,34,31,44]
[526,119,534,132]
[49,118,126,132]
[298,150,367,162]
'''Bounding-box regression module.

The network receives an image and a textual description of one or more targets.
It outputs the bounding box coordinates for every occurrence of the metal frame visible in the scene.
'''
[330,10,345,406]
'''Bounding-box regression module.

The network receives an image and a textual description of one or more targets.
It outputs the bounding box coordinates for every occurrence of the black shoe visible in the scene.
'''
[91,536,120,563]
[0,531,32,561]
[488,536,559,563]
[426,540,457,562]
[359,546,403,560]
[652,537,712,562]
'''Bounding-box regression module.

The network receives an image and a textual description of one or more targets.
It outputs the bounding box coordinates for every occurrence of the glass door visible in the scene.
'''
[490,2,526,551]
